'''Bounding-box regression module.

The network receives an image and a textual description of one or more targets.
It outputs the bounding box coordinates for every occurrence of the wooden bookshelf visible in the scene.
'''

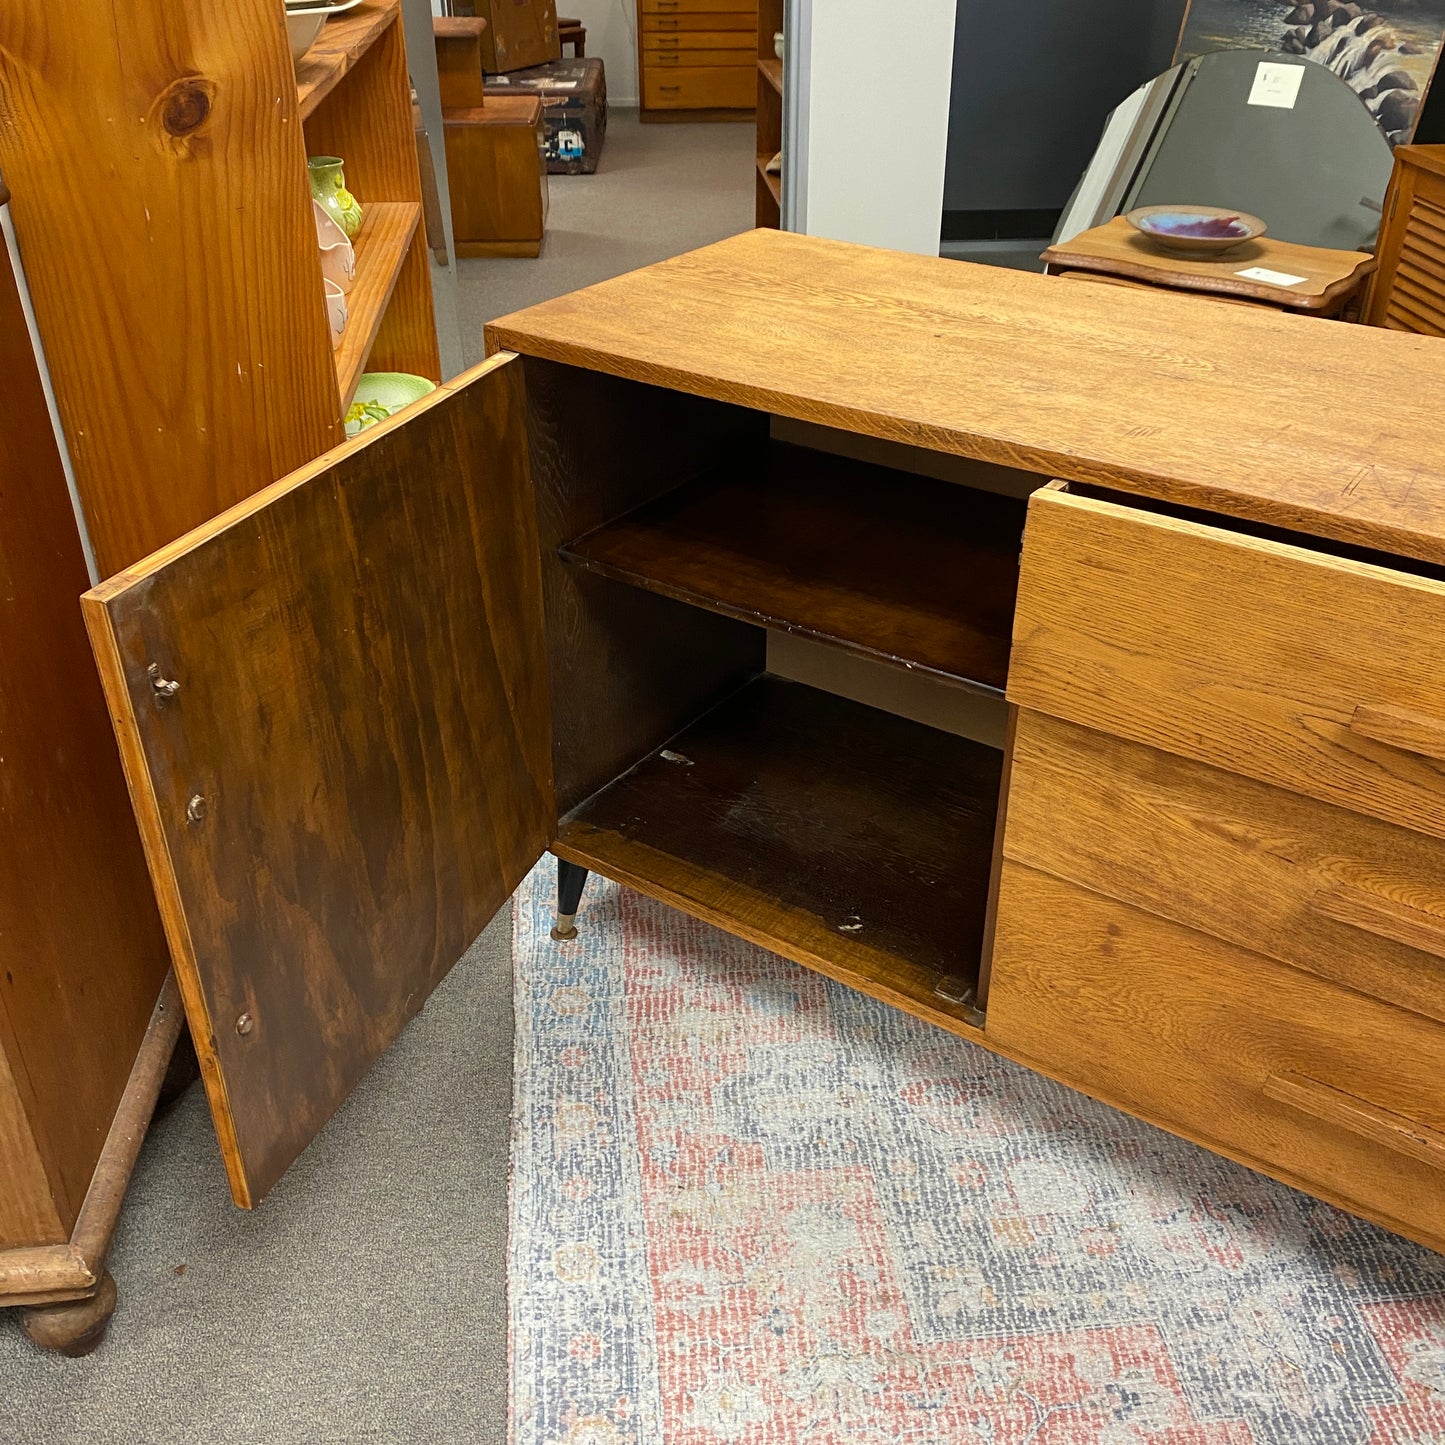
[758,58,782,95]
[756,156,781,207]
[0,0,438,579]
[555,676,1001,1024]
[562,443,1026,694]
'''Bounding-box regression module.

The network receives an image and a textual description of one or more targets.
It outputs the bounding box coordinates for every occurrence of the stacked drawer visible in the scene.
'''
[639,0,757,115]
[987,482,1445,1251]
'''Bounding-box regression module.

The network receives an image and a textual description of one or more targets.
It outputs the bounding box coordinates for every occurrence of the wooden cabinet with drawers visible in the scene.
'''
[24,228,1445,1334]
[639,0,757,121]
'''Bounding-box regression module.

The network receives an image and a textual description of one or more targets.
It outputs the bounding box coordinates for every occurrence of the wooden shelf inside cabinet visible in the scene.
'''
[758,58,782,95]
[756,156,781,206]
[334,200,422,408]
[555,677,1001,1026]
[296,0,401,120]
[562,442,1026,694]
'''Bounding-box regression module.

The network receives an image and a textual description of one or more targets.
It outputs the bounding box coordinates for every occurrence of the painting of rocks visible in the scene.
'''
[1176,0,1445,143]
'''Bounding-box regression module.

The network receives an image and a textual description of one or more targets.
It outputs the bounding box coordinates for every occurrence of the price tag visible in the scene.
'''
[1235,266,1308,286]
[1248,62,1305,109]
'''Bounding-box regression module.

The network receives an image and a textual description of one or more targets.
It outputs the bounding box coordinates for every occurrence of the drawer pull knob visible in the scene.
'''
[1308,883,1445,961]
[1347,703,1445,763]
[1264,1071,1445,1170]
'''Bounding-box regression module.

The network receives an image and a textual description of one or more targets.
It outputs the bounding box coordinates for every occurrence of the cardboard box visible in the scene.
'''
[486,57,607,175]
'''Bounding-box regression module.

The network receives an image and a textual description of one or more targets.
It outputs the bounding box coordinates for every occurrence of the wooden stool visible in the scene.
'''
[558,17,585,57]
[1043,216,1376,318]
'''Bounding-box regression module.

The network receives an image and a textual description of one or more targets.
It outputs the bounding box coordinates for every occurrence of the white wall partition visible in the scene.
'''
[786,0,957,255]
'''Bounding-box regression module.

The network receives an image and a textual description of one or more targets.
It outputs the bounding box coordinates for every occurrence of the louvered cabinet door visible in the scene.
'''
[1366,143,1445,335]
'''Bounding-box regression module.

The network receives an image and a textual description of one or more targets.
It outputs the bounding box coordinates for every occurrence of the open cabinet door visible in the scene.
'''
[82,354,553,1208]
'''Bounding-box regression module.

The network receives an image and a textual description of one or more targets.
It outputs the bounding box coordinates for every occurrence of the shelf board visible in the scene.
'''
[556,676,1000,1029]
[334,199,422,409]
[755,155,781,205]
[563,442,1026,694]
[296,0,400,121]
[758,58,783,95]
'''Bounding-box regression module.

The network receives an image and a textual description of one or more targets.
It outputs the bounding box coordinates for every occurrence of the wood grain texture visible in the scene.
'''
[986,862,1445,1255]
[0,233,170,1249]
[334,200,423,407]
[1042,217,1375,311]
[1008,486,1445,840]
[431,16,488,110]
[521,357,767,814]
[296,0,400,119]
[0,1244,94,1306]
[558,676,1001,1025]
[1262,1072,1445,1173]
[0,0,340,576]
[1002,710,1445,1026]
[1365,144,1445,334]
[484,228,1445,567]
[469,0,559,72]
[562,441,1024,694]
[442,97,548,254]
[82,355,552,1208]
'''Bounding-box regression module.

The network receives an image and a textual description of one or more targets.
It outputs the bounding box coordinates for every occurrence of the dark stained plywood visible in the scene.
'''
[557,676,1002,1019]
[0,234,169,1248]
[83,354,552,1207]
[563,441,1025,693]
[486,228,1445,569]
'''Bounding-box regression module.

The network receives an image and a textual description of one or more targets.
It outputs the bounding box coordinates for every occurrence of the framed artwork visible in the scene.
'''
[1174,0,1445,144]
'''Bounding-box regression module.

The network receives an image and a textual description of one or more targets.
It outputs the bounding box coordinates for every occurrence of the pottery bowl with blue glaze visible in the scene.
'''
[1126,205,1267,257]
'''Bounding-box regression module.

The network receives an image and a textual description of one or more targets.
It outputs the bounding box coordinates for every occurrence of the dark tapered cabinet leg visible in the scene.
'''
[552,859,590,941]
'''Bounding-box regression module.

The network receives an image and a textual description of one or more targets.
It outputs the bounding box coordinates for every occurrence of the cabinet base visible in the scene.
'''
[19,1271,116,1357]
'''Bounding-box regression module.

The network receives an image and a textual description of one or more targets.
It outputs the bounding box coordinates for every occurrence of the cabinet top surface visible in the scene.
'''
[486,228,1445,565]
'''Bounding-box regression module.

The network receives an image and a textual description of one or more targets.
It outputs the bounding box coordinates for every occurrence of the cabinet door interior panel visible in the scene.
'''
[1009,485,1445,839]
[522,358,768,813]
[1003,711,1445,1025]
[83,355,552,1209]
[987,863,1445,1254]
[562,441,1025,693]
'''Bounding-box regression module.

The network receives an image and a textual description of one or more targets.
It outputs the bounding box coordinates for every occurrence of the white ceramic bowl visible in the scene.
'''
[324,278,347,351]
[286,0,366,66]
[312,200,355,294]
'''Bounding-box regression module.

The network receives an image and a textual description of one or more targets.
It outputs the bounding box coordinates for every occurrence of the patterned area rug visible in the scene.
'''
[510,864,1445,1445]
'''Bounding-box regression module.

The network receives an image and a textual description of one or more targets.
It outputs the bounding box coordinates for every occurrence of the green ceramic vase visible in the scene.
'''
[308,156,364,240]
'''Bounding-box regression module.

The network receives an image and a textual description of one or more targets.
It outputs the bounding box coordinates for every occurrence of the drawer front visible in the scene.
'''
[643,66,754,110]
[643,29,756,48]
[1003,710,1445,1024]
[642,12,757,33]
[987,862,1445,1253]
[646,46,755,67]
[1009,485,1445,840]
[642,0,756,12]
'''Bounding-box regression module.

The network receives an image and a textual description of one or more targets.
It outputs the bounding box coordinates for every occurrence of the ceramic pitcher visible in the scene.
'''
[308,156,363,240]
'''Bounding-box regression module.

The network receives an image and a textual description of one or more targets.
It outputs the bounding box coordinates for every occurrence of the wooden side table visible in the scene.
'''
[1043,217,1376,317]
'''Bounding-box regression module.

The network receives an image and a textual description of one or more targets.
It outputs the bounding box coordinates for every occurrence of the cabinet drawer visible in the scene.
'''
[1003,710,1445,1025]
[646,46,754,66]
[641,12,756,33]
[1009,484,1445,840]
[987,862,1445,1253]
[643,66,754,110]
[642,0,756,12]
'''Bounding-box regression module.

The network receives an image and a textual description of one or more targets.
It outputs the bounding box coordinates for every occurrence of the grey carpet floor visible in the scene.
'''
[0,111,754,1445]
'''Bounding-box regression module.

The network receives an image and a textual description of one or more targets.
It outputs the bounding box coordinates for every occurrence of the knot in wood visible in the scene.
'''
[156,76,214,138]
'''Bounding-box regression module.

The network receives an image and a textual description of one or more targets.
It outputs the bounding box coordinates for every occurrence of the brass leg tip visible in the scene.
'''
[550,913,578,942]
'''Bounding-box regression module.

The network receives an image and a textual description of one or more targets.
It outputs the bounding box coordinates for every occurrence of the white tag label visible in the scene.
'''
[1248,62,1305,109]
[1236,266,1307,286]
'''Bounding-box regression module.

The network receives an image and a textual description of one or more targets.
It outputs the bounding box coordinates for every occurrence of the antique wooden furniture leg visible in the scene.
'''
[552,859,590,941]
[8,974,184,1356]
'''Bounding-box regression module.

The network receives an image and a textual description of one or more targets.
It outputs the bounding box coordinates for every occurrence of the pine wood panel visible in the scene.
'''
[986,863,1445,1255]
[82,355,552,1208]
[562,442,1024,693]
[0,230,169,1249]
[1008,485,1445,840]
[295,0,400,120]
[1003,711,1445,1026]
[0,0,340,576]
[484,228,1445,568]
[334,201,423,406]
[558,676,1001,1022]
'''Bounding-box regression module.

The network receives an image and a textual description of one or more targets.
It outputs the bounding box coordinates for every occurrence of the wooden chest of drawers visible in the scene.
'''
[639,0,757,121]
[990,480,1445,1254]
